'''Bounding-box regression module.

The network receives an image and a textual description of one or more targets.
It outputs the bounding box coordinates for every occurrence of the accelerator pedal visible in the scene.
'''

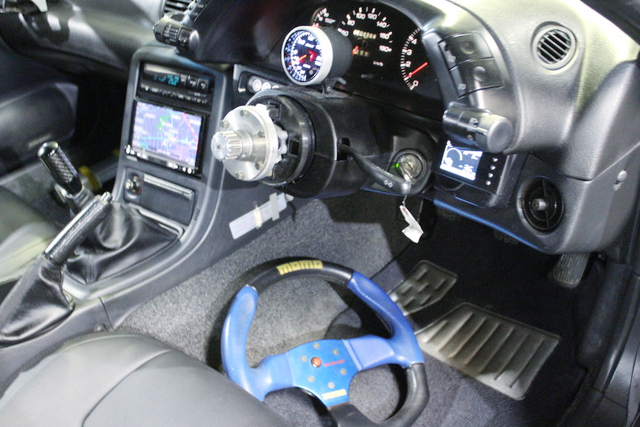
[390,261,457,315]
[551,253,590,288]
[416,303,559,400]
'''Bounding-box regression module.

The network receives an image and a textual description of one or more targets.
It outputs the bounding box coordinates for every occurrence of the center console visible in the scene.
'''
[61,45,296,306]
[121,63,213,225]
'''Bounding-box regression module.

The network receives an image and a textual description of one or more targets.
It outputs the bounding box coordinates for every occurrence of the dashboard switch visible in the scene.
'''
[450,59,503,96]
[439,33,493,69]
[125,174,143,195]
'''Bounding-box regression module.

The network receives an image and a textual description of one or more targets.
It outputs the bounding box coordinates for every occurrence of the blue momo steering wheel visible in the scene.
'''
[221,259,428,427]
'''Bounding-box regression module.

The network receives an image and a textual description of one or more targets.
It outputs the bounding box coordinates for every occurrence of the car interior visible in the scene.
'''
[1,0,640,426]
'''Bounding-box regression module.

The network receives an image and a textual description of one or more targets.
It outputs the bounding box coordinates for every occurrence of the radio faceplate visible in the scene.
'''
[138,63,213,111]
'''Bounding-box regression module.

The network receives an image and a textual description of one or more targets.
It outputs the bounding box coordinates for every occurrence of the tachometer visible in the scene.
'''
[400,28,430,91]
[337,6,393,78]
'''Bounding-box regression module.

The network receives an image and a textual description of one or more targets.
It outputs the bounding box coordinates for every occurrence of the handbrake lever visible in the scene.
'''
[0,193,113,347]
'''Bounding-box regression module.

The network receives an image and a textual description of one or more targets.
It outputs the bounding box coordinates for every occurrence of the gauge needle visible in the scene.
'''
[293,54,308,65]
[406,62,429,79]
[352,46,360,56]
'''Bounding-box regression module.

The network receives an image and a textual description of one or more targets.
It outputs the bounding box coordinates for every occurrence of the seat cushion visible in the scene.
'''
[0,332,289,427]
[0,187,58,285]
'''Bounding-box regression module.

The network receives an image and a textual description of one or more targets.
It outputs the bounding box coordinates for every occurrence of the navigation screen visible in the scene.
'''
[130,101,202,173]
[439,140,483,181]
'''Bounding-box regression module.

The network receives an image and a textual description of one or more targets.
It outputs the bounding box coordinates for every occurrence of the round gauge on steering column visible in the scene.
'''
[282,26,352,86]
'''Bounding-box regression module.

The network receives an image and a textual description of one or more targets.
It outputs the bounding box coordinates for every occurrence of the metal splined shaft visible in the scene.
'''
[38,141,82,195]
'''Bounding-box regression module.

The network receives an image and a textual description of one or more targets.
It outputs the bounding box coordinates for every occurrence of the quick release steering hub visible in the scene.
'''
[212,104,287,182]
[212,93,316,186]
[221,259,429,427]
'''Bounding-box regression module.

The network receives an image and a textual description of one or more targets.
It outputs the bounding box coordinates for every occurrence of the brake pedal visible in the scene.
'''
[390,260,457,315]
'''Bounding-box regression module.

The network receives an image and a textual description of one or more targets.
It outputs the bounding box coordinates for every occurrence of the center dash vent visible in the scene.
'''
[163,0,191,16]
[533,25,576,70]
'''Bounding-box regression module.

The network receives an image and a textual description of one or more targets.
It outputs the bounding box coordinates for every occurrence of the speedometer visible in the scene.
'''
[337,6,393,78]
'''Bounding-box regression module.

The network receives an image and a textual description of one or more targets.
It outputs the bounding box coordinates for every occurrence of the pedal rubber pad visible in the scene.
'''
[390,261,457,314]
[416,303,559,400]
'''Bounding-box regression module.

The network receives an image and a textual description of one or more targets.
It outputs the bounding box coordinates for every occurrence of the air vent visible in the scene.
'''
[163,0,191,16]
[521,178,563,232]
[533,25,576,70]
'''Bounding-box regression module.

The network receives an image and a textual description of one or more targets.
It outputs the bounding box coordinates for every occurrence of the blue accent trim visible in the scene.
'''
[221,270,424,406]
[221,286,293,400]
[347,272,424,366]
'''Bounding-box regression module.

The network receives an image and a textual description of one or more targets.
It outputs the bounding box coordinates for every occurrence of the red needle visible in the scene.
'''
[406,62,429,79]
[352,46,360,56]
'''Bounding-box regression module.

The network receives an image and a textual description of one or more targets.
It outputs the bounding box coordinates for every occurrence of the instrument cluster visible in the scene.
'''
[309,1,440,106]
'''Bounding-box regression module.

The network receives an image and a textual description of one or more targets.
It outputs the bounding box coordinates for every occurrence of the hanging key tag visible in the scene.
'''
[399,198,424,243]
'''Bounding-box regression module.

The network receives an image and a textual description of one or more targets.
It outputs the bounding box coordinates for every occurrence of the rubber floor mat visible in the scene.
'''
[389,260,457,314]
[415,303,560,400]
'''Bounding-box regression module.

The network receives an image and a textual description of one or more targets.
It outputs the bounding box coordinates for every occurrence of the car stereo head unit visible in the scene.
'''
[126,63,215,176]
[126,100,205,175]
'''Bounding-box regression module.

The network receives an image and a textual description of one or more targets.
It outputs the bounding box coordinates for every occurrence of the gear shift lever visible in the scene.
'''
[36,141,177,286]
[38,141,93,212]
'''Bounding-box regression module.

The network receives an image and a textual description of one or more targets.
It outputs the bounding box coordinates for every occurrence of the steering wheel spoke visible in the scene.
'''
[343,335,399,371]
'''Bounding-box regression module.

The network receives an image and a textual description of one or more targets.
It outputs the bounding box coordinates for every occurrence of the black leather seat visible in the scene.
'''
[0,187,58,286]
[0,332,289,427]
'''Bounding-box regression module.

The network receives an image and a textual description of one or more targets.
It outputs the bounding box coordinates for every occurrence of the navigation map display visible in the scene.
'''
[439,140,483,181]
[129,101,203,174]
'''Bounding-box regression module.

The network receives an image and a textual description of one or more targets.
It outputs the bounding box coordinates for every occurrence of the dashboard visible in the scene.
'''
[308,2,441,109]
[2,0,640,257]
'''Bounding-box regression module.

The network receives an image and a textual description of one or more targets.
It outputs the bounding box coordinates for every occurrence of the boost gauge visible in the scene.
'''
[282,26,352,86]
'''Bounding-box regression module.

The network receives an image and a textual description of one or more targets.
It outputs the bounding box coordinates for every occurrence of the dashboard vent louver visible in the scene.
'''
[163,0,191,16]
[521,178,564,233]
[533,25,576,70]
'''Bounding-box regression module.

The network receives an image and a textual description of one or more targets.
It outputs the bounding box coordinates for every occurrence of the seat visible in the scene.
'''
[0,332,289,427]
[0,187,58,286]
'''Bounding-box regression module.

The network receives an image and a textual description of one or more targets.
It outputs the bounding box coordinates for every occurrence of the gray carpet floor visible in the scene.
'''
[119,191,410,426]
[118,190,565,427]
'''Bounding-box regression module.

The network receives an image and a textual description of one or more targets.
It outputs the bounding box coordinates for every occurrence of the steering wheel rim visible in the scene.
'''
[221,259,428,427]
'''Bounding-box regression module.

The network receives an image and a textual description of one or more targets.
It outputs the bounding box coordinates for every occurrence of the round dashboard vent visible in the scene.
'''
[533,25,576,70]
[521,178,564,232]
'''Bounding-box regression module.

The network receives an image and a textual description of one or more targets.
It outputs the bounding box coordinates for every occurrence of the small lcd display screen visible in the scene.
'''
[439,140,483,181]
[129,101,203,174]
